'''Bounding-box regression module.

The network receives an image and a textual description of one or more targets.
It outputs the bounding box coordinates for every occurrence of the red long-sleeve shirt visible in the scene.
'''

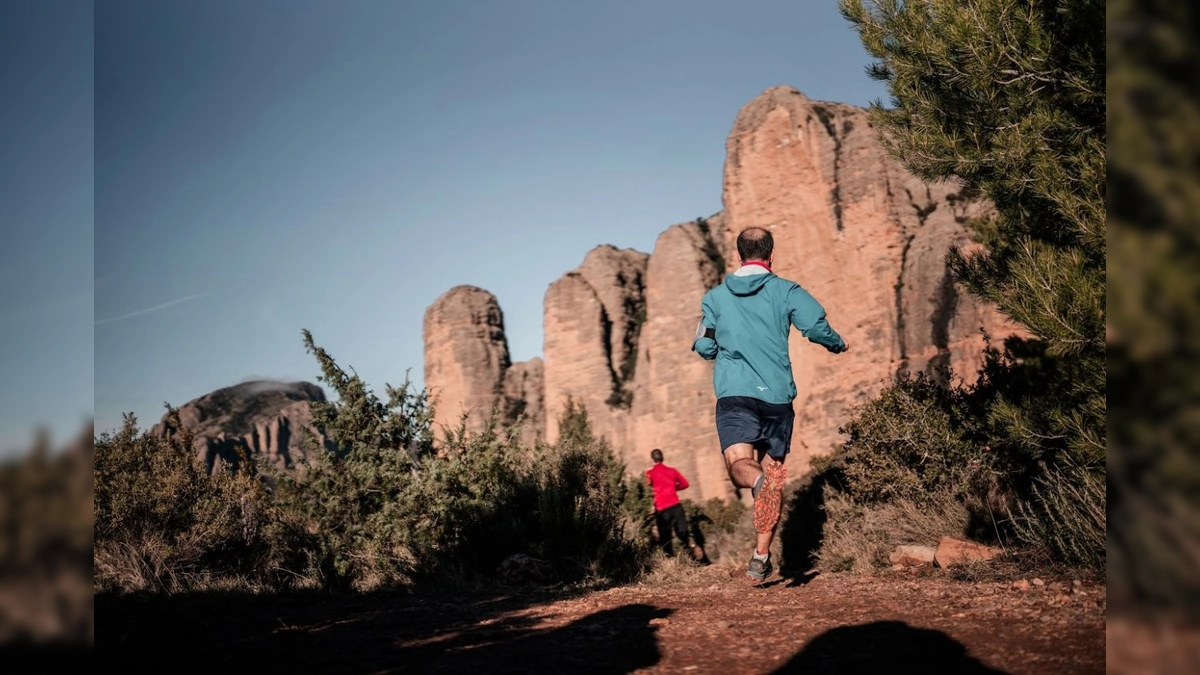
[646,463,689,512]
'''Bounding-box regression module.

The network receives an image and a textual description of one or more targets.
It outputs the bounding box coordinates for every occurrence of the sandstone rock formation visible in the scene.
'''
[541,231,736,503]
[627,215,735,503]
[424,285,543,447]
[423,86,1024,503]
[152,379,330,476]
[543,246,649,451]
[502,357,545,448]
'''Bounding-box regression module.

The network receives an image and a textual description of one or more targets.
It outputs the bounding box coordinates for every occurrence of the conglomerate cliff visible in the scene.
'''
[424,86,1023,503]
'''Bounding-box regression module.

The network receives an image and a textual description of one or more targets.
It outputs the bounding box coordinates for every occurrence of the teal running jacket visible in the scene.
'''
[692,267,846,404]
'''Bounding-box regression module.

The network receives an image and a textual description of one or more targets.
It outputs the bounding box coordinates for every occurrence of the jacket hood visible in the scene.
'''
[724,271,773,296]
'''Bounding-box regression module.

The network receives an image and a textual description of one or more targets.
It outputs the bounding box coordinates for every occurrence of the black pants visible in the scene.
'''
[654,503,690,554]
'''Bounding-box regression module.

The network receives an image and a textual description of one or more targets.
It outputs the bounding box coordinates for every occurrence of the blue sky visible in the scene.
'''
[87,0,887,442]
[0,1,93,456]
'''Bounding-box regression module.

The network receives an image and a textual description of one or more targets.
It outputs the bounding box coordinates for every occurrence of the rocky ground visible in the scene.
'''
[99,564,1109,674]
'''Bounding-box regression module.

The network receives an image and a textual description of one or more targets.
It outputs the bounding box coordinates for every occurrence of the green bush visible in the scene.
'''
[94,410,307,592]
[685,497,745,536]
[282,414,536,590]
[1013,463,1105,571]
[0,428,94,643]
[839,368,996,506]
[274,334,652,590]
[1,429,92,575]
[271,331,533,590]
[530,398,653,583]
[94,332,660,594]
[821,347,1105,572]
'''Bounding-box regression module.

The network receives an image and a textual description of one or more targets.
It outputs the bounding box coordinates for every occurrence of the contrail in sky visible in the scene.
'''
[94,292,209,326]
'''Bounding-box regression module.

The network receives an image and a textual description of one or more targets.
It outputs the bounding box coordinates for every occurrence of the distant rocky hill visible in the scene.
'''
[425,86,1026,504]
[152,379,331,477]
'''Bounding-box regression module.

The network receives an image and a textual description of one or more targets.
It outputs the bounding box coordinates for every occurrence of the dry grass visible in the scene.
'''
[644,485,972,581]
[814,490,972,575]
[679,497,760,570]
[93,537,231,594]
[653,481,1097,585]
[1014,463,1106,570]
[637,550,709,588]
[93,535,321,595]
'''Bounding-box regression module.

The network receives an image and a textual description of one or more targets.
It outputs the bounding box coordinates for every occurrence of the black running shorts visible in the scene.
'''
[715,396,796,460]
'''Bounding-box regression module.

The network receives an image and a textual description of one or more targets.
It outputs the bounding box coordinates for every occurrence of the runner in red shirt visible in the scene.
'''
[646,449,704,561]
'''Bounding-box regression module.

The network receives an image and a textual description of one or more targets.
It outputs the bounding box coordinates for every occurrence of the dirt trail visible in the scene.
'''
[99,566,1105,674]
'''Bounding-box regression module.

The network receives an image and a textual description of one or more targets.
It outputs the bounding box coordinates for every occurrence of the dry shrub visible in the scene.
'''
[1014,463,1106,571]
[94,410,310,594]
[826,360,1105,575]
[637,549,707,588]
[815,489,971,575]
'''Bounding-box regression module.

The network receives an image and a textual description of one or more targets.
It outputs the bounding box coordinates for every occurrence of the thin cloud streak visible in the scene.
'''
[95,292,209,326]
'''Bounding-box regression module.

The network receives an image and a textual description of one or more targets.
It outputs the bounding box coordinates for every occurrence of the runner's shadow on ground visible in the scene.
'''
[99,588,669,674]
[771,620,1009,675]
[777,469,831,586]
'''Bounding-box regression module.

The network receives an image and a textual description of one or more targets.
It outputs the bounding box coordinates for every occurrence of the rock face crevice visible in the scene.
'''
[928,267,960,384]
[543,247,649,447]
[894,232,916,372]
[502,357,544,442]
[694,216,727,278]
[424,85,1025,501]
[811,103,845,232]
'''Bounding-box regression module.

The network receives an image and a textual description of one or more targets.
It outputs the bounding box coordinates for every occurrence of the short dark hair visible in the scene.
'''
[650,449,664,463]
[737,227,774,262]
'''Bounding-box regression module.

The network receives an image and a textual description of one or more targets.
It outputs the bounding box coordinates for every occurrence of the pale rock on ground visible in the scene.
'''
[934,536,1005,568]
[889,544,937,567]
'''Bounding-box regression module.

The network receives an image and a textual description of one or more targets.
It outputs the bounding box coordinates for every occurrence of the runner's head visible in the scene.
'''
[650,448,664,463]
[736,227,774,266]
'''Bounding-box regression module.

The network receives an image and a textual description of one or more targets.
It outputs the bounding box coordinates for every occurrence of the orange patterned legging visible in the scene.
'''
[753,460,787,534]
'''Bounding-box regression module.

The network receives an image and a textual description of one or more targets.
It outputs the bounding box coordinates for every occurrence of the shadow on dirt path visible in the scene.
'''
[777,470,829,585]
[99,588,670,673]
[400,602,668,673]
[99,569,1104,674]
[772,620,1009,674]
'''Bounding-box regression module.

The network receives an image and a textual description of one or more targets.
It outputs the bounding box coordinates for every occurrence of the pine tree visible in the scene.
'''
[840,0,1104,462]
[840,0,1105,562]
